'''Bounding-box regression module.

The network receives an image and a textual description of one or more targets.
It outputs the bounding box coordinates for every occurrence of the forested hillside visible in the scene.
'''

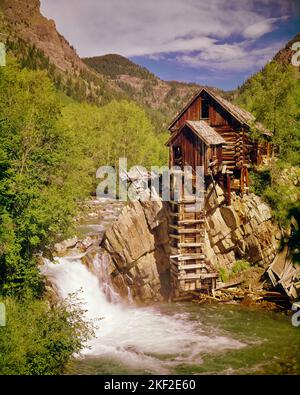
[234,38,300,256]
[84,54,201,127]
[0,0,127,106]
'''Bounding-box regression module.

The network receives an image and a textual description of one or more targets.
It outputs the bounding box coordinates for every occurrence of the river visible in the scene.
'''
[42,199,300,375]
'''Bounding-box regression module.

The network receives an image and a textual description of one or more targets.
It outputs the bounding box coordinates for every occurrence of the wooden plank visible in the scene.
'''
[169,234,181,239]
[171,254,205,261]
[170,197,205,205]
[178,219,204,225]
[178,263,208,270]
[176,228,205,234]
[170,224,203,231]
[179,273,218,280]
[170,247,204,255]
[178,242,204,247]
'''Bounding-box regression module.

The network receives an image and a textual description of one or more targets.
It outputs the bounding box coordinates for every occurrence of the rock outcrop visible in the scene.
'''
[100,188,281,304]
[101,200,171,305]
[204,184,281,271]
[0,0,85,73]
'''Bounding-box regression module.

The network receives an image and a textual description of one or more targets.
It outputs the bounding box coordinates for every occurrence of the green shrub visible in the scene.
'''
[218,267,229,283]
[249,169,271,196]
[218,261,251,283]
[231,260,251,275]
[0,297,94,375]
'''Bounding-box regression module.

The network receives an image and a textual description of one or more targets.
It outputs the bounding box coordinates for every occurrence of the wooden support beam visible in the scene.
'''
[240,167,244,195]
[245,167,249,194]
[226,171,231,206]
[169,234,181,239]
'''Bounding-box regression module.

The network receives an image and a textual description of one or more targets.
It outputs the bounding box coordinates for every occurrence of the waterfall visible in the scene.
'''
[43,253,245,374]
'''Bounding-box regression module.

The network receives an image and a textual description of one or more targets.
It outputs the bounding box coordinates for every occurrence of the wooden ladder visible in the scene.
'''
[169,172,218,295]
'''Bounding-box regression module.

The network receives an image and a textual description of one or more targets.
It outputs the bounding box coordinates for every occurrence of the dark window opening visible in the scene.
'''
[201,99,209,119]
[173,146,183,167]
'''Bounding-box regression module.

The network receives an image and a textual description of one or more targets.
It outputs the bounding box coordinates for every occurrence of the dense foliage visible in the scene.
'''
[5,38,128,106]
[0,296,93,375]
[0,62,90,297]
[236,61,300,165]
[59,99,168,172]
[84,54,157,81]
[236,61,300,238]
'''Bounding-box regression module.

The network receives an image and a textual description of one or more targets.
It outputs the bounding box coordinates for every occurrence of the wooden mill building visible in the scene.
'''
[166,87,272,295]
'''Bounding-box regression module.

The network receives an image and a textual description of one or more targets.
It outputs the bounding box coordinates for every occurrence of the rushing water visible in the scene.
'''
[43,255,300,375]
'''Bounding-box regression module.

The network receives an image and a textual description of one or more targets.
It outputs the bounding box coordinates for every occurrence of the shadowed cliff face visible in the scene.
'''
[101,200,171,305]
[204,184,280,271]
[0,0,85,73]
[100,190,280,304]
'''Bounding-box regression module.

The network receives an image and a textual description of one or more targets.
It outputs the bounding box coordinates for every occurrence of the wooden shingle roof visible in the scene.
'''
[168,87,273,137]
[166,120,226,146]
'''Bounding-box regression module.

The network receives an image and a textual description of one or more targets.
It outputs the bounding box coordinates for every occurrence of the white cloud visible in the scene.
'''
[40,0,288,57]
[243,16,288,39]
[40,0,291,73]
[178,40,285,71]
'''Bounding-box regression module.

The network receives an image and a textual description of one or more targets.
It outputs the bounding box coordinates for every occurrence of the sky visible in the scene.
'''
[40,0,300,90]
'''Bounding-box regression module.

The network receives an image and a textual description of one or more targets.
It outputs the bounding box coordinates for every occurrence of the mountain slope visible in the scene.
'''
[84,55,201,118]
[234,31,300,166]
[83,55,226,122]
[84,54,157,80]
[0,0,85,73]
[236,32,300,96]
[274,32,300,70]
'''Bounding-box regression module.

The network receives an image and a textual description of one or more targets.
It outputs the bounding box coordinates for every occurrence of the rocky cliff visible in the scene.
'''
[0,0,86,73]
[101,200,171,304]
[100,188,281,304]
[204,185,280,271]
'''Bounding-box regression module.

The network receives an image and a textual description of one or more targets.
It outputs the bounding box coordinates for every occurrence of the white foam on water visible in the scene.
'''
[43,256,245,373]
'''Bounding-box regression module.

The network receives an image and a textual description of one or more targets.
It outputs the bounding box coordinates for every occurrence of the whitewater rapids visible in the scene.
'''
[43,255,245,374]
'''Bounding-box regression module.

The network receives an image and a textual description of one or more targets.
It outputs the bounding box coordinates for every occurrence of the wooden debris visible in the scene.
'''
[215,280,243,291]
[267,246,300,300]
[172,287,291,310]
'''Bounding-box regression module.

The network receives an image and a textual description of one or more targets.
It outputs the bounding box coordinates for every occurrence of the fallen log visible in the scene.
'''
[215,280,243,290]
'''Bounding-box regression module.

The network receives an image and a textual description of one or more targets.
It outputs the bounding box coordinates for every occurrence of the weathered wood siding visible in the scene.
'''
[172,91,240,131]
[171,126,210,174]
